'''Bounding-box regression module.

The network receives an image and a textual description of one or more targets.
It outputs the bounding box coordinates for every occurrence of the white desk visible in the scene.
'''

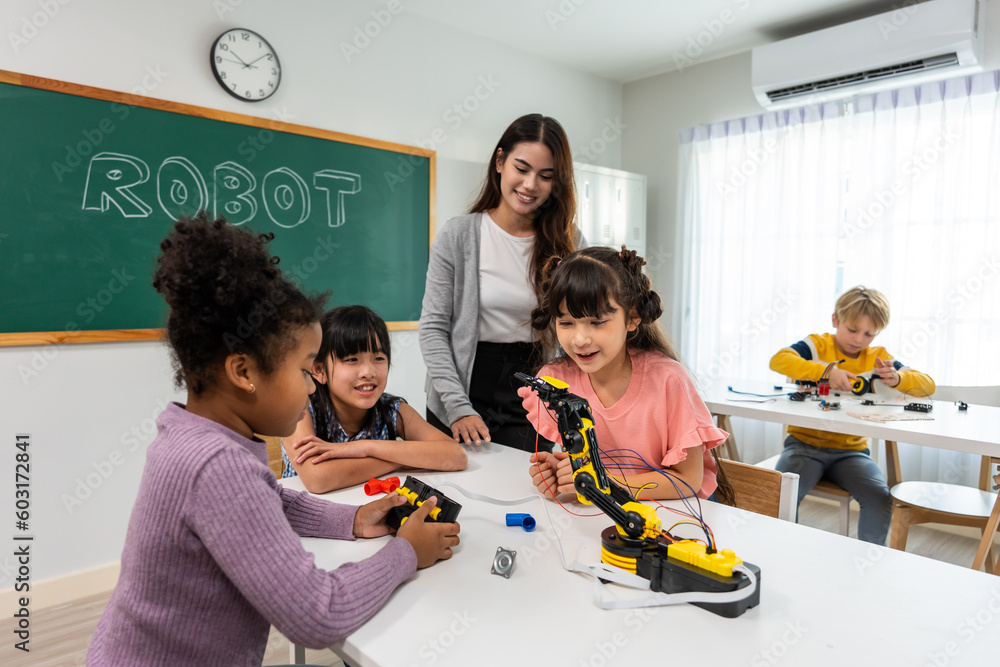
[282,444,1000,667]
[705,378,1000,571]
[702,379,1000,459]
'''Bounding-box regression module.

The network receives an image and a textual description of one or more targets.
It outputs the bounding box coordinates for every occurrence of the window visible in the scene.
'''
[677,72,1000,478]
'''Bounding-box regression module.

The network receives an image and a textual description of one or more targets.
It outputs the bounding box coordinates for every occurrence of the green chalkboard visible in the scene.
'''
[0,71,434,345]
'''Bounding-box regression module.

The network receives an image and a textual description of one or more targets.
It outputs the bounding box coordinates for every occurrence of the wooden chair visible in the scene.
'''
[974,468,1000,575]
[261,435,284,478]
[715,408,860,536]
[888,385,1000,574]
[261,435,308,664]
[713,413,741,461]
[716,458,799,521]
[756,421,903,537]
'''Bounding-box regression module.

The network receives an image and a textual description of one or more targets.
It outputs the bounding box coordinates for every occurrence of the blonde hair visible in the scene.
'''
[835,286,889,332]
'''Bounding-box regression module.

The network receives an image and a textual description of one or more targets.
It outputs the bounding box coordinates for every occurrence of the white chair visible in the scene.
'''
[717,458,799,521]
[757,448,857,537]
[888,385,1000,574]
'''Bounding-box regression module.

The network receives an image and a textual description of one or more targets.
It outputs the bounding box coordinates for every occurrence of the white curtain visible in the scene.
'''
[677,71,1000,482]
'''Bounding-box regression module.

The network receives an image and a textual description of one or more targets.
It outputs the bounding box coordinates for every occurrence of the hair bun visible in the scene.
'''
[153,216,279,315]
[618,246,646,276]
[639,290,663,322]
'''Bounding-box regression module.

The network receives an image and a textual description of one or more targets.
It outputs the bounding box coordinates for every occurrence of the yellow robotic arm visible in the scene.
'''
[516,373,662,541]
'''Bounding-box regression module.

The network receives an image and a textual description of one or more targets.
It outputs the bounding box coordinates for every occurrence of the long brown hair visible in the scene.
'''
[468,113,577,292]
[530,245,736,505]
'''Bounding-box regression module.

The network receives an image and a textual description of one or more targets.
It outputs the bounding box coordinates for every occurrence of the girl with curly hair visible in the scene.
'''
[88,212,458,666]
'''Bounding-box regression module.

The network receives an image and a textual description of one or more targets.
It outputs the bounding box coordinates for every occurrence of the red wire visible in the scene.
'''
[653,500,715,548]
[532,395,602,519]
[524,388,723,551]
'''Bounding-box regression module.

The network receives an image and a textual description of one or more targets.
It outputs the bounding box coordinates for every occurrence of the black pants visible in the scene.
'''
[428,341,553,453]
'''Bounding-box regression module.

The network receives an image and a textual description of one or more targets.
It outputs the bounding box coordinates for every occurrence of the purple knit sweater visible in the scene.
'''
[87,403,417,666]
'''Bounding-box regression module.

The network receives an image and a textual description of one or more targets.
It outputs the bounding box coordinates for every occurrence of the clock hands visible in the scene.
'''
[244,53,272,68]
[228,50,256,70]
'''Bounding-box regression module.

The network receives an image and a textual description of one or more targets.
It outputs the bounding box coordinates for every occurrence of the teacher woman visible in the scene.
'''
[419,113,579,451]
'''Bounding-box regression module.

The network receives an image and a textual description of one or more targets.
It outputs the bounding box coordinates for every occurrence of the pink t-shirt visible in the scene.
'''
[521,350,727,499]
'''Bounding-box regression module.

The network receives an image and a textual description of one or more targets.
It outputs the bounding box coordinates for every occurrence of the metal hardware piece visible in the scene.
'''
[491,547,516,578]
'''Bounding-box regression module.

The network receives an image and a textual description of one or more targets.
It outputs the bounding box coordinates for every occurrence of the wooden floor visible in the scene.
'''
[4,498,994,667]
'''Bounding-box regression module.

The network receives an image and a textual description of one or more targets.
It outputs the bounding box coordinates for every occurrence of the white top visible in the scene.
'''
[478,212,534,343]
[282,443,1000,666]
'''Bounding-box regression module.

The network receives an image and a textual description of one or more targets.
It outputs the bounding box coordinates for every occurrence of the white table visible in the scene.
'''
[282,444,1000,667]
[704,378,1000,571]
[702,379,1000,460]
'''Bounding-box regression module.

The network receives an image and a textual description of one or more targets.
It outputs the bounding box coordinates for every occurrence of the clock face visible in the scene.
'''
[211,28,280,102]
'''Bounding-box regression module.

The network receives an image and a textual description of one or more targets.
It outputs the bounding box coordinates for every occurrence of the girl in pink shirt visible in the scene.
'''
[520,246,733,501]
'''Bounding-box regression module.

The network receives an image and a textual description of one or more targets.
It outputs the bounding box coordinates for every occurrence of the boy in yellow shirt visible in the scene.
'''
[770,286,935,544]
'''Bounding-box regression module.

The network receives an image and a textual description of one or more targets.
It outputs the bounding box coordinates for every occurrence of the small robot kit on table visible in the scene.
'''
[384,476,462,530]
[515,373,760,618]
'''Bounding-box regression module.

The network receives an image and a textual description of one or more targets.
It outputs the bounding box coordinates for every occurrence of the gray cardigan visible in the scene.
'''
[419,213,583,426]
[419,214,484,426]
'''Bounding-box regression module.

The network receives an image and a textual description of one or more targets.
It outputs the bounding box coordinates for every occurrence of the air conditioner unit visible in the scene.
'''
[751,0,984,109]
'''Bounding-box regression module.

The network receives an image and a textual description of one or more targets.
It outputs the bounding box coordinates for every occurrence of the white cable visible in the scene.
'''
[435,482,758,611]
[433,482,539,506]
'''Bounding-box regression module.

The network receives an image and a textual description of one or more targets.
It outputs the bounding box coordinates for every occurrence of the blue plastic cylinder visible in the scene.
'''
[506,513,536,532]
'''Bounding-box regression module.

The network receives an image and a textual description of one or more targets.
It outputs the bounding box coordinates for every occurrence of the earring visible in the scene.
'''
[248,383,256,394]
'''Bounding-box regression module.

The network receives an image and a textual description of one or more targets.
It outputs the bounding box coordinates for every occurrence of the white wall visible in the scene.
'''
[620,53,759,341]
[621,0,1000,345]
[0,0,622,586]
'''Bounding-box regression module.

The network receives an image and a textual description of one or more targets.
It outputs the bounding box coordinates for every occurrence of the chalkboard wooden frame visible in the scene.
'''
[0,69,435,346]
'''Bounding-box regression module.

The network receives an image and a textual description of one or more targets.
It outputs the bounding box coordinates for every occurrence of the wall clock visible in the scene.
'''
[210,28,281,102]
